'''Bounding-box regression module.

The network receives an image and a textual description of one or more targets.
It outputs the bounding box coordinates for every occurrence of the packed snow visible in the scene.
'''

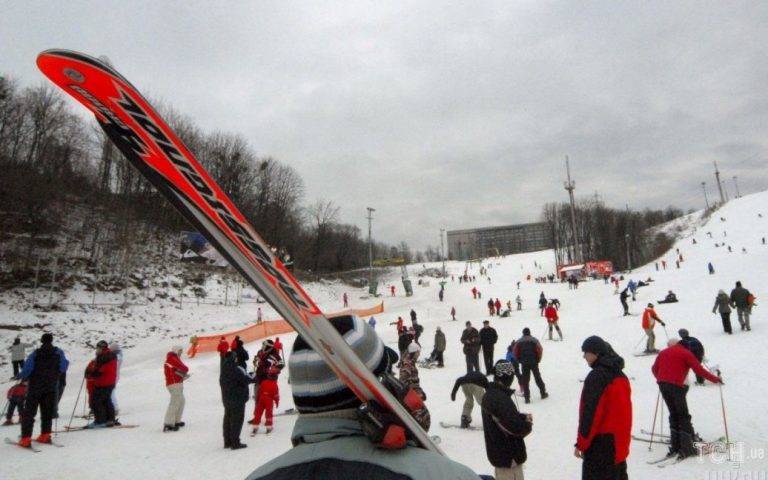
[2,191,767,479]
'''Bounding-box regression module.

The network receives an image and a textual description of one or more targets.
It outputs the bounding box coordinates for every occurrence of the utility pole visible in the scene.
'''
[563,156,580,263]
[732,176,740,198]
[366,207,375,294]
[440,229,446,277]
[714,161,725,205]
[701,181,710,209]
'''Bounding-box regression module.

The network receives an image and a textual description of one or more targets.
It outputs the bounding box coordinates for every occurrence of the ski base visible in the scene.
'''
[58,424,138,433]
[4,437,41,453]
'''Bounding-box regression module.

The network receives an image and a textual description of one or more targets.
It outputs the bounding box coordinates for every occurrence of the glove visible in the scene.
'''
[450,393,456,402]
[660,321,666,326]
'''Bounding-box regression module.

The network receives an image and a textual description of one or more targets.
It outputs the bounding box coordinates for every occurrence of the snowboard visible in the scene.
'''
[36,49,440,454]
[439,421,483,431]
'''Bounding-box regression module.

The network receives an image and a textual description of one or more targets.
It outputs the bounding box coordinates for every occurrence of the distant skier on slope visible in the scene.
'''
[620,288,630,316]
[712,289,733,334]
[538,292,548,316]
[545,301,563,341]
[730,280,754,331]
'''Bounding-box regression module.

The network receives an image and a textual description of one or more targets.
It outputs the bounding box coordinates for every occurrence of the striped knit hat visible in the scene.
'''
[289,314,393,414]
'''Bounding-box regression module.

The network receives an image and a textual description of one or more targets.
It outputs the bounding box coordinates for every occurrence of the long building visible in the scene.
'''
[447,222,553,260]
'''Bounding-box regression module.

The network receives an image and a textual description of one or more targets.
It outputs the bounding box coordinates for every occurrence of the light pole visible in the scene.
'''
[625,233,631,271]
[440,229,446,277]
[366,207,375,294]
[701,181,710,209]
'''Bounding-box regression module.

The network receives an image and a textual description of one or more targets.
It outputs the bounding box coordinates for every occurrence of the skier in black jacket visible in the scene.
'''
[481,360,533,479]
[619,289,630,316]
[678,329,706,385]
[479,320,498,375]
[220,351,255,449]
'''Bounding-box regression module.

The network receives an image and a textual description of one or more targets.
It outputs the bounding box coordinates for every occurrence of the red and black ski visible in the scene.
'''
[36,49,440,454]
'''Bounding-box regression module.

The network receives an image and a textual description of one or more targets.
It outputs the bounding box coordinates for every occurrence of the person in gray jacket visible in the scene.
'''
[245,315,481,480]
[712,289,733,334]
[729,281,753,331]
[9,337,33,379]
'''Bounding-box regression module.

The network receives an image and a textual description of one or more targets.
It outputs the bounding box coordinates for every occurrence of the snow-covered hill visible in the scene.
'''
[2,191,767,479]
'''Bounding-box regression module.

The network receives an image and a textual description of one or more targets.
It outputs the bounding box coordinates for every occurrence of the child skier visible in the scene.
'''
[3,380,27,425]
[251,364,281,434]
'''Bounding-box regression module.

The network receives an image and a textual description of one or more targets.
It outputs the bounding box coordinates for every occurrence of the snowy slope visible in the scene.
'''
[2,191,767,479]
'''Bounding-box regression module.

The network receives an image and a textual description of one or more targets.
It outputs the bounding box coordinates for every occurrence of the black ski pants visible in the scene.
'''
[481,345,494,374]
[621,299,629,315]
[21,389,57,437]
[659,382,696,456]
[92,386,115,424]
[435,350,444,367]
[465,353,480,373]
[720,312,733,334]
[582,457,628,480]
[223,401,246,448]
[12,360,24,378]
[520,363,546,399]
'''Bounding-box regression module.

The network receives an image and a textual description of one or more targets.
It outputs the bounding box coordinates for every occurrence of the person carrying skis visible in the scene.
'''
[481,360,533,480]
[652,339,722,459]
[251,363,282,434]
[678,329,706,385]
[479,320,498,375]
[244,315,480,480]
[220,350,256,449]
[85,340,118,428]
[163,345,189,432]
[451,371,488,428]
[217,336,230,359]
[620,288,630,316]
[18,333,69,447]
[545,301,563,341]
[641,303,666,353]
[712,289,733,334]
[8,337,33,379]
[513,328,548,404]
[730,280,753,331]
[538,292,547,316]
[3,380,27,425]
[460,321,481,373]
[575,336,631,480]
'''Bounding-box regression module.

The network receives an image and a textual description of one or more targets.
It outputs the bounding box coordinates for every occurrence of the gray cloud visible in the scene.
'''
[3,1,767,249]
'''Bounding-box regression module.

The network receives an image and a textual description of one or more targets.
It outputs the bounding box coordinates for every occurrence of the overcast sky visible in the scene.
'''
[3,1,767,250]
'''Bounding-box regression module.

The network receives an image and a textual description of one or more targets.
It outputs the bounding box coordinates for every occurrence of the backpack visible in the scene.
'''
[747,294,756,306]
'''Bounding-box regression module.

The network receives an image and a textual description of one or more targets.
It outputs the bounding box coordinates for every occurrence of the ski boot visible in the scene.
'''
[163,424,179,432]
[266,426,273,434]
[541,392,549,400]
[18,437,32,448]
[460,415,471,429]
[175,422,185,428]
[36,433,52,444]
[2,419,13,426]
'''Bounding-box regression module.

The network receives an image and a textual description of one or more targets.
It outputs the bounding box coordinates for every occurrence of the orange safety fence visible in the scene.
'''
[187,302,384,357]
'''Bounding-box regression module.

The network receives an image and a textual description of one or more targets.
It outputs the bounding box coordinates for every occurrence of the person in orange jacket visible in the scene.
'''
[641,303,666,353]
[544,302,563,341]
[251,364,282,434]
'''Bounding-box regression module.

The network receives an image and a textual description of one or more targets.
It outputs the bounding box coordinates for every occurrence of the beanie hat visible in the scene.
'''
[41,333,53,344]
[289,315,391,414]
[262,339,275,350]
[97,340,108,349]
[522,327,531,336]
[493,360,516,386]
[581,336,608,356]
[678,328,689,338]
[172,345,184,354]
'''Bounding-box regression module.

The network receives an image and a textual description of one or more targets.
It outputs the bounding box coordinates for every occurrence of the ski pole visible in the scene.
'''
[717,369,731,460]
[66,374,87,432]
[633,333,646,353]
[648,390,661,451]
[662,325,670,341]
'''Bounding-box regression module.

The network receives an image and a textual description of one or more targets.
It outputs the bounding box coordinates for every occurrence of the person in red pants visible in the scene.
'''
[251,365,281,434]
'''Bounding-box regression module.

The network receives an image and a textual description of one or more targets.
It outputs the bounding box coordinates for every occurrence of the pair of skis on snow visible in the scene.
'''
[35,50,440,454]
[636,429,728,468]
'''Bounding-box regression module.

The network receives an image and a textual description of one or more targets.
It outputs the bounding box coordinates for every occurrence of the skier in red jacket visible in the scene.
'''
[641,304,666,353]
[163,345,189,432]
[575,336,632,479]
[85,340,118,427]
[544,302,563,341]
[652,339,722,459]
[251,364,282,434]
[3,381,27,425]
